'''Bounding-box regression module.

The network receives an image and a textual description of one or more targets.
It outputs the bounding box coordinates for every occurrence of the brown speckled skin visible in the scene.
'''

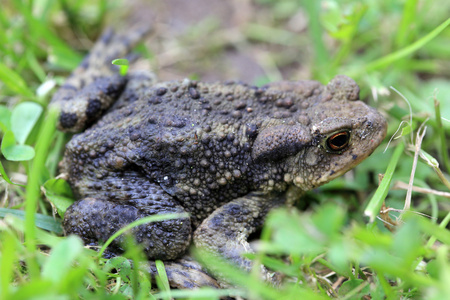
[52,29,387,285]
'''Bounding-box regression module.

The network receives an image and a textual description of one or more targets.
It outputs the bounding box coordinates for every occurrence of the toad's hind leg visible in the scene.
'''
[51,27,153,132]
[63,182,192,260]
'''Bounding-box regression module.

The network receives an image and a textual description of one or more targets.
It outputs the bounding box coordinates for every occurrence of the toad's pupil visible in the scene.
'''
[328,131,349,150]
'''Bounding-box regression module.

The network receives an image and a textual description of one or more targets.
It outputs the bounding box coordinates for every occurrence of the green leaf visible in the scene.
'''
[112,58,130,76]
[311,203,346,238]
[0,208,63,234]
[41,235,84,282]
[426,260,439,280]
[1,130,35,161]
[43,178,75,218]
[400,124,412,137]
[11,102,43,145]
[104,257,132,284]
[1,144,35,161]
[111,58,130,66]
[264,209,325,255]
[119,284,134,298]
[328,241,352,276]
[391,220,424,267]
[338,279,370,297]
[192,249,327,300]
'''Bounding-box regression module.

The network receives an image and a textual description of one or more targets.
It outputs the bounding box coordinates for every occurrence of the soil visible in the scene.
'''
[118,0,311,84]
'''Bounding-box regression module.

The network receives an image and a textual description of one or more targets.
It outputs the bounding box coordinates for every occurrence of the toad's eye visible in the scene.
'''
[326,130,350,152]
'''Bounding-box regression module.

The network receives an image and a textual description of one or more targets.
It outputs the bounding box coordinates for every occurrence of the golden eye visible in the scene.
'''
[326,131,350,152]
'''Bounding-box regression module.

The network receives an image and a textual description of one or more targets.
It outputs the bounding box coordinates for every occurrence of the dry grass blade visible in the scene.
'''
[393,181,450,198]
[404,122,428,212]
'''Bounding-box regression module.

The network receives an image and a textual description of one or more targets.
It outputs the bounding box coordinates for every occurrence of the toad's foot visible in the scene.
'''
[148,257,220,289]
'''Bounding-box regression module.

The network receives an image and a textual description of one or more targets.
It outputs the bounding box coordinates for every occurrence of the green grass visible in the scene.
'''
[1,0,450,299]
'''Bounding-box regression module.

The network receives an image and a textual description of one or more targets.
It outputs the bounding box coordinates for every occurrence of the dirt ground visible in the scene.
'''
[118,0,312,84]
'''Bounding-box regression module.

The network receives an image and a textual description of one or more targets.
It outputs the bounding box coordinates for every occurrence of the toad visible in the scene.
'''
[52,28,387,288]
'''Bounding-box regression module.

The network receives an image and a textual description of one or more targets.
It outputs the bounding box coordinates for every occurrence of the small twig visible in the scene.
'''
[378,203,402,232]
[404,122,428,212]
[393,181,450,198]
[323,271,337,279]
[331,276,346,291]
[380,207,433,219]
[377,207,434,233]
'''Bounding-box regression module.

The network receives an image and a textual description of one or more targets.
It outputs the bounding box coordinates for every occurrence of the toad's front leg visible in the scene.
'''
[193,192,286,284]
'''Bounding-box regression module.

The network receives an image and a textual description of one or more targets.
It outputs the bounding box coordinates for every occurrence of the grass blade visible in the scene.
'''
[394,0,419,48]
[434,99,450,174]
[0,61,34,97]
[24,108,58,277]
[364,143,405,222]
[302,0,330,80]
[363,18,450,73]
[0,208,63,234]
